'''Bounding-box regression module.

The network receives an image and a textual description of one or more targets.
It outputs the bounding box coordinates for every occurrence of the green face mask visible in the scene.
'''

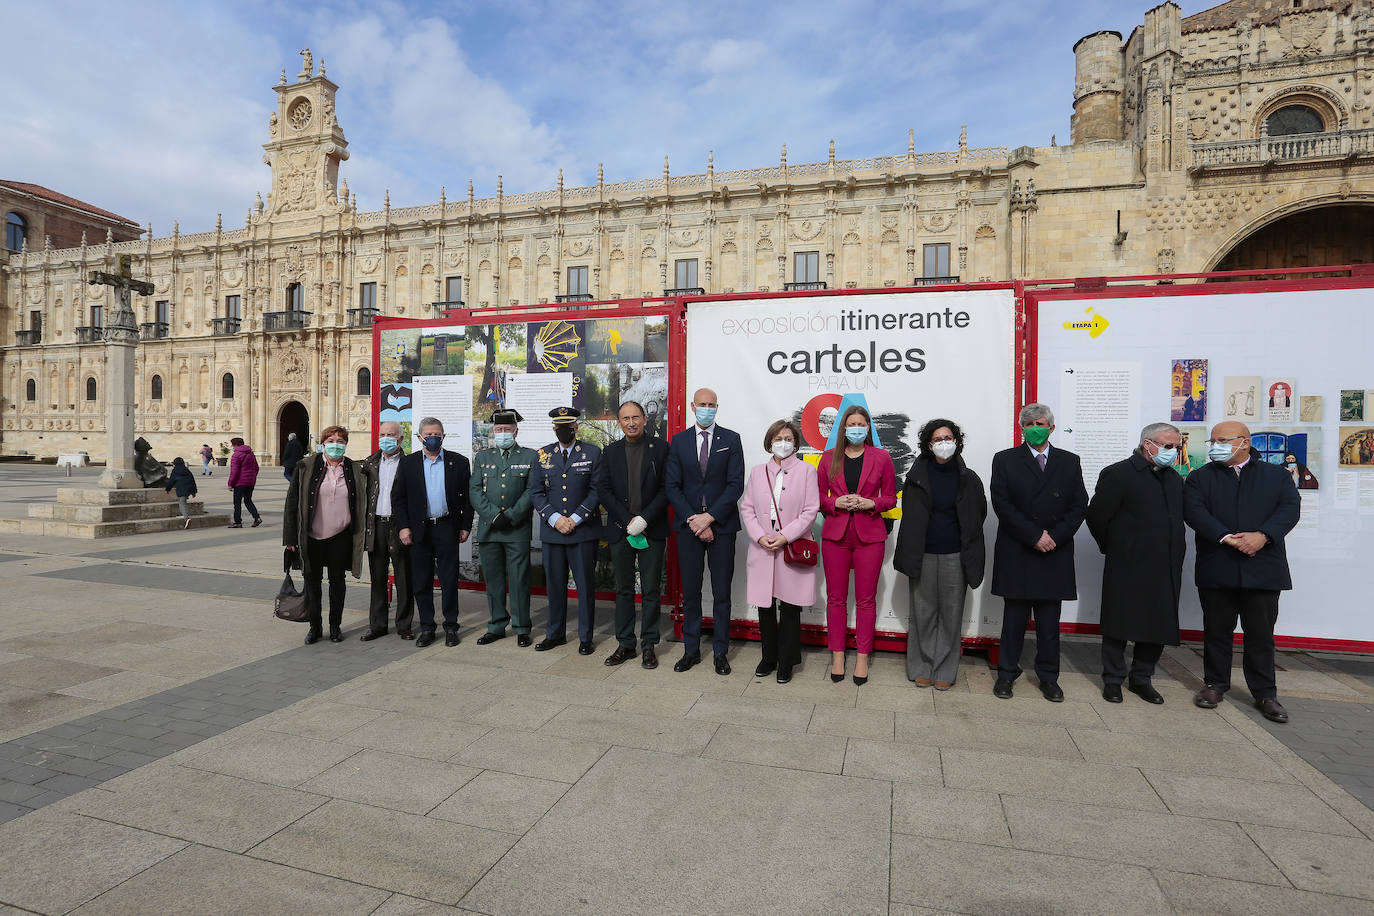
[323,443,347,459]
[626,534,649,550]
[1022,425,1051,447]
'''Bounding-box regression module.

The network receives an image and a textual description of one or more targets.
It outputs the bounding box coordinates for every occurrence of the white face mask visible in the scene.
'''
[931,441,957,460]
[770,440,796,459]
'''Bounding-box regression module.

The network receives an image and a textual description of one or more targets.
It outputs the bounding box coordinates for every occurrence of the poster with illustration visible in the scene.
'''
[1339,427,1374,468]
[1340,389,1365,422]
[1173,425,1208,478]
[1223,376,1260,421]
[1250,427,1320,489]
[1300,395,1323,423]
[1265,378,1296,423]
[1170,359,1208,422]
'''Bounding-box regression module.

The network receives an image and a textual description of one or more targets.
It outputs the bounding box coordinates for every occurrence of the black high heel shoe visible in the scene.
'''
[830,653,846,683]
[853,673,868,686]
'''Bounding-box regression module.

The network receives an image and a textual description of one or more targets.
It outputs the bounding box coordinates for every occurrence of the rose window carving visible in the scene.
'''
[287,98,313,130]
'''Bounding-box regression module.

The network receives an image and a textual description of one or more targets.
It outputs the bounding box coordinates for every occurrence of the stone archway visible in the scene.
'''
[278,401,309,463]
[1211,204,1374,276]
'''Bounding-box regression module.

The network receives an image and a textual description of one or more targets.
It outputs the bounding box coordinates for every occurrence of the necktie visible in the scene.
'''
[698,431,710,475]
[1037,452,1046,472]
[564,448,570,463]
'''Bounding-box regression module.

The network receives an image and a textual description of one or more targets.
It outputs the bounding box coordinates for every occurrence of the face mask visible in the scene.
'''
[379,436,398,455]
[845,426,868,445]
[626,533,649,550]
[1023,425,1051,447]
[771,440,795,459]
[493,432,515,449]
[323,443,346,460]
[555,426,576,445]
[694,406,717,427]
[932,441,957,460]
[1207,442,1234,463]
[422,435,443,453]
[1151,446,1177,468]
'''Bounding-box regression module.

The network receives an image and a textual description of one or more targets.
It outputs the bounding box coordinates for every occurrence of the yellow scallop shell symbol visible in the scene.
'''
[533,321,581,371]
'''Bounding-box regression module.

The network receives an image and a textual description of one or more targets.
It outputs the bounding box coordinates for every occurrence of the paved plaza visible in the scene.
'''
[0,463,1371,914]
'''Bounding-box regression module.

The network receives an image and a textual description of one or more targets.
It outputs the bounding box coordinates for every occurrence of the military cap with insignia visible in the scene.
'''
[549,406,581,424]
[492,408,524,425]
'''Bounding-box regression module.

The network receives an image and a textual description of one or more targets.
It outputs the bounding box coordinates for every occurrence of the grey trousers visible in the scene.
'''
[176,496,190,520]
[905,553,966,683]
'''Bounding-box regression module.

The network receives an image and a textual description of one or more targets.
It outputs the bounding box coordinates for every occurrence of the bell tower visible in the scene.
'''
[262,48,349,219]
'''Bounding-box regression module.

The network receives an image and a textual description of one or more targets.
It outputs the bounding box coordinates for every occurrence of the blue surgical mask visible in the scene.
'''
[422,434,443,453]
[845,426,868,445]
[379,436,399,455]
[323,442,346,460]
[493,432,515,449]
[1151,446,1177,468]
[1207,442,1234,463]
[694,406,717,427]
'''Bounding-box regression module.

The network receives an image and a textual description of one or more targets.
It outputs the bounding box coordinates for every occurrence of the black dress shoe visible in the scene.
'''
[776,666,793,685]
[993,678,1014,699]
[1102,683,1123,703]
[1194,684,1224,708]
[476,631,506,645]
[714,654,731,676]
[415,631,436,648]
[360,628,388,642]
[534,637,567,652]
[445,629,461,647]
[329,627,343,643]
[1039,681,1065,702]
[604,645,636,666]
[517,634,533,647]
[304,628,322,645]
[1128,683,1165,705]
[673,652,701,673]
[641,647,658,669]
[754,660,776,678]
[1256,697,1289,723]
[578,641,595,656]
[398,630,415,640]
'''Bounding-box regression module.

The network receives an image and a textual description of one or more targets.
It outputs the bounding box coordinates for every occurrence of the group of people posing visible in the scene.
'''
[282,393,1300,723]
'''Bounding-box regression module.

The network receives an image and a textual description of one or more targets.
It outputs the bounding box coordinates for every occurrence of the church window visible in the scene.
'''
[5,212,25,252]
[86,378,97,401]
[356,367,371,397]
[1265,105,1324,136]
[25,379,36,402]
[150,375,163,400]
[222,373,235,399]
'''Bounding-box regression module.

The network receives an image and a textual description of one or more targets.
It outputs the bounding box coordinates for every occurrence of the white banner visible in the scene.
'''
[411,374,476,562]
[685,290,1017,638]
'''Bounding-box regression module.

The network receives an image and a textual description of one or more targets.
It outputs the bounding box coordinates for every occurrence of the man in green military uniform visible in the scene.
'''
[470,409,538,647]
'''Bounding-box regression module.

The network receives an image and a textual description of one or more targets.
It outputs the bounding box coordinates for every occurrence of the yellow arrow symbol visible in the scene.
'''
[1062,308,1110,338]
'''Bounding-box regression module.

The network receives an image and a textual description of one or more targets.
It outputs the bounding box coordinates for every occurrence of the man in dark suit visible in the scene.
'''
[990,403,1088,701]
[1085,422,1185,705]
[392,416,473,648]
[595,400,670,669]
[1184,420,1300,723]
[665,387,746,675]
[360,420,414,641]
[530,407,602,654]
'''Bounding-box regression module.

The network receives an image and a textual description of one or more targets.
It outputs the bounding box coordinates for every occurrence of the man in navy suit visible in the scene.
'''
[530,406,602,654]
[666,388,746,675]
[989,403,1088,701]
[392,416,473,648]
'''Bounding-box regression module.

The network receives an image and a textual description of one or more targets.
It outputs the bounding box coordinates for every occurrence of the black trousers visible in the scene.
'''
[758,600,802,670]
[544,539,598,642]
[677,531,737,657]
[609,537,665,649]
[1101,637,1164,687]
[305,530,352,629]
[410,518,460,632]
[998,599,1062,683]
[232,485,260,524]
[1199,587,1280,700]
[367,516,414,633]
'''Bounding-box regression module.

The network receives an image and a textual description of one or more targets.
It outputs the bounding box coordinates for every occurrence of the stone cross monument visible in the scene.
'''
[88,255,153,488]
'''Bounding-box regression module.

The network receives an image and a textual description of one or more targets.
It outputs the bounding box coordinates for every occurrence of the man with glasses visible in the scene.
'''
[1183,421,1300,723]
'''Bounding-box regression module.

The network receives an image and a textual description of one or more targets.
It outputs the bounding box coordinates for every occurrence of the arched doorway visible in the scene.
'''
[1213,204,1374,276]
[278,401,309,464]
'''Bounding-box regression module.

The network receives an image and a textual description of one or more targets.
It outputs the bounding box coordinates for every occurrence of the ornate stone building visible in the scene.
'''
[3,0,1372,461]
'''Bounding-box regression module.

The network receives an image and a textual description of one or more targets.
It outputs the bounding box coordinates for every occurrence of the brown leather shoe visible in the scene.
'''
[1194,684,1225,709]
[1256,697,1289,723]
[913,677,932,688]
[933,681,953,691]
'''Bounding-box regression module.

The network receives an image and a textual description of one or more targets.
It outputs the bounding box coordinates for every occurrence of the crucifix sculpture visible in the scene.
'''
[88,255,155,487]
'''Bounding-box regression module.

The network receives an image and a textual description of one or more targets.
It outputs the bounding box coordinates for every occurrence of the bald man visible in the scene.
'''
[1183,421,1300,723]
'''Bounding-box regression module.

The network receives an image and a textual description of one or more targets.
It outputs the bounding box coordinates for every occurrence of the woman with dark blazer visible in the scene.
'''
[284,425,367,645]
[893,419,987,689]
[817,405,897,684]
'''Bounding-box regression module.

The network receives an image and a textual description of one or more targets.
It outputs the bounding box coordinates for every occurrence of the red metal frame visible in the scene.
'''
[1023,265,1374,656]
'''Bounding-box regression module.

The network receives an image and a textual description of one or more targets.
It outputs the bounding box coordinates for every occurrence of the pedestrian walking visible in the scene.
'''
[199,443,214,476]
[226,437,263,528]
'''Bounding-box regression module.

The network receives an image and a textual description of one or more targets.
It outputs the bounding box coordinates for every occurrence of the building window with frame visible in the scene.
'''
[155,300,170,325]
[444,276,462,304]
[5,212,25,252]
[286,283,303,312]
[794,251,819,283]
[25,379,36,402]
[86,377,98,401]
[150,375,163,400]
[225,294,241,319]
[674,258,699,290]
[566,266,589,297]
[1264,104,1325,137]
[923,243,951,279]
[356,367,371,397]
[358,283,376,310]
[90,304,104,328]
[222,373,235,399]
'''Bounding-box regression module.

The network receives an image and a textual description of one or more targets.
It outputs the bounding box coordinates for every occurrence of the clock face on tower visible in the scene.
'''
[287,97,313,131]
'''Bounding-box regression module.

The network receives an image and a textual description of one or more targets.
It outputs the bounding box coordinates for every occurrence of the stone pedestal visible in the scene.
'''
[0,487,231,538]
[99,329,141,490]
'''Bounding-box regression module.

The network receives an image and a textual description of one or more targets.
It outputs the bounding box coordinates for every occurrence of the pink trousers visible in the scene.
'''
[822,524,885,653]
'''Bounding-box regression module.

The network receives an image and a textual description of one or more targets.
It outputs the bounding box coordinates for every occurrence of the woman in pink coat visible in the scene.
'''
[818,405,897,685]
[740,419,820,684]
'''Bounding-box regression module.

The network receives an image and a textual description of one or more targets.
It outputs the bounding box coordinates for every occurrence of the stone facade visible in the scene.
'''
[3,1,1373,462]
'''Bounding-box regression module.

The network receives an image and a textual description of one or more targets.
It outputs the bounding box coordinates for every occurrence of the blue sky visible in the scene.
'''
[5,0,1220,236]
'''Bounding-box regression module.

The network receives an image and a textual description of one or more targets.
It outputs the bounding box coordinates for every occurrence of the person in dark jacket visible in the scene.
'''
[894,418,987,689]
[359,421,414,641]
[989,403,1088,702]
[1184,420,1301,723]
[281,432,306,481]
[1085,422,1185,705]
[164,457,199,528]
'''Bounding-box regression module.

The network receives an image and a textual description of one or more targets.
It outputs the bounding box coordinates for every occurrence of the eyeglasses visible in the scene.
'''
[1205,436,1247,445]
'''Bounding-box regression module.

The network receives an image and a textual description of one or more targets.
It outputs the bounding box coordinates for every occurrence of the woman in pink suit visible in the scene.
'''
[740,419,820,684]
[818,405,897,684]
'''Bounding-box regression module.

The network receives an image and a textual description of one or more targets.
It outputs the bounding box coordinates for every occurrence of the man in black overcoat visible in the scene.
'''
[1183,420,1300,723]
[990,403,1088,702]
[1085,422,1185,705]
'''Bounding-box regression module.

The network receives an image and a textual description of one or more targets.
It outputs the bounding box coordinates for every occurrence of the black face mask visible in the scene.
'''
[555,426,576,445]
